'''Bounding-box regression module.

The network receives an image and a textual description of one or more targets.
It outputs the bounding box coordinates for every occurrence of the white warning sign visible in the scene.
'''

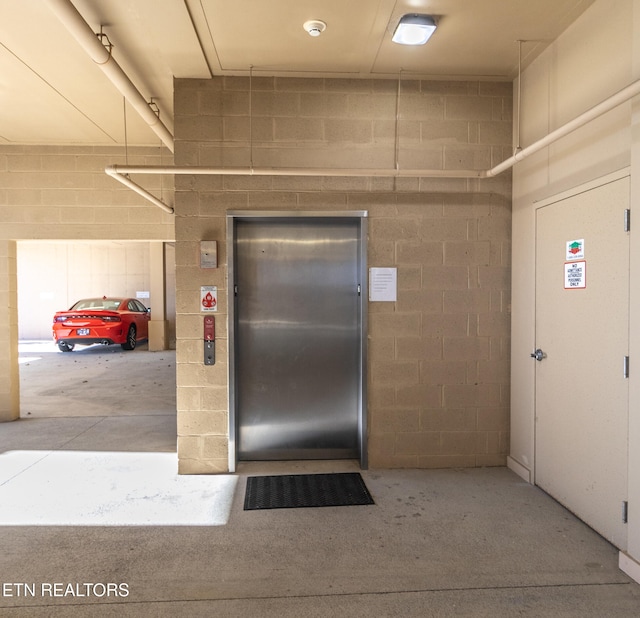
[564,261,586,289]
[200,286,218,312]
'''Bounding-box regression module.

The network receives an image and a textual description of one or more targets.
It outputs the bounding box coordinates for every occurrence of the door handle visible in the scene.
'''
[530,349,545,361]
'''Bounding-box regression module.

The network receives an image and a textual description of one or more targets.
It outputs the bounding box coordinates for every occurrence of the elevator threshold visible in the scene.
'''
[236,458,364,476]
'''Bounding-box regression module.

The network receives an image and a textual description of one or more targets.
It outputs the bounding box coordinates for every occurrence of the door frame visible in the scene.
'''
[226,210,368,472]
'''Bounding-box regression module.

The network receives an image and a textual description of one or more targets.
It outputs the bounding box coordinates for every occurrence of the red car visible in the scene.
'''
[52,297,150,352]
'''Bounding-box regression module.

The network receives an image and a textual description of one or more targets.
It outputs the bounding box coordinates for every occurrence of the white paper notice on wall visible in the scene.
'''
[564,261,586,289]
[369,267,397,302]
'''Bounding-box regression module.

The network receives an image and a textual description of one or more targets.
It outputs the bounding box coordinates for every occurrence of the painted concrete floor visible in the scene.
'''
[1,342,639,616]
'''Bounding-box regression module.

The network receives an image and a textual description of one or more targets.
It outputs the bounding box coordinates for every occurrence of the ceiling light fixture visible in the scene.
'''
[392,14,437,45]
[303,20,326,37]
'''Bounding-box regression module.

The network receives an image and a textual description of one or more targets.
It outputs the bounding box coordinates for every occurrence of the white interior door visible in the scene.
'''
[535,176,629,549]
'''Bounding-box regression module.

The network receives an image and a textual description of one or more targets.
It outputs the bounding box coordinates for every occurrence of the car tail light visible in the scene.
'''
[101,316,121,322]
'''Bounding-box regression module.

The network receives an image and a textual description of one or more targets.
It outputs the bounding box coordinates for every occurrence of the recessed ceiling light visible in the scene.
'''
[303,20,327,37]
[392,14,437,45]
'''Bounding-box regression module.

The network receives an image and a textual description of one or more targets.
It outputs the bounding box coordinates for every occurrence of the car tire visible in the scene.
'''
[57,341,75,352]
[121,325,137,350]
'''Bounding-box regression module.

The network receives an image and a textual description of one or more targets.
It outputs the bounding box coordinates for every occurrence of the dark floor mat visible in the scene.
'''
[243,472,375,510]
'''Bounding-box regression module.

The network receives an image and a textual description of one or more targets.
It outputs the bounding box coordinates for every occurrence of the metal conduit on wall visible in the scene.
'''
[105,77,640,214]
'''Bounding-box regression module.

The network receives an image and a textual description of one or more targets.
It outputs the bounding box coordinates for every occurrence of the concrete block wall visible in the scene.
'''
[0,145,174,240]
[174,76,512,472]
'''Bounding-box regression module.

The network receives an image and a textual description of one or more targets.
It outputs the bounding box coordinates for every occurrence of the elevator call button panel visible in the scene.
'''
[204,316,215,365]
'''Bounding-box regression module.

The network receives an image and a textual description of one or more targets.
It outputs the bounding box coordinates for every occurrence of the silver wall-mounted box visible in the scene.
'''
[200,241,218,268]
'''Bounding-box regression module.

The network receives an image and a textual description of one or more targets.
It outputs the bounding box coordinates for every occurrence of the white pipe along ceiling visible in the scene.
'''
[105,76,640,215]
[45,0,175,153]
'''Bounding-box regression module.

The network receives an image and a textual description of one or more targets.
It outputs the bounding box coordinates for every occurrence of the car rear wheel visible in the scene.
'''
[121,325,137,350]
[57,341,75,352]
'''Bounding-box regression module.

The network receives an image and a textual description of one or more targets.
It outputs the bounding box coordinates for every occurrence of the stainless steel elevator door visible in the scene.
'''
[234,218,362,461]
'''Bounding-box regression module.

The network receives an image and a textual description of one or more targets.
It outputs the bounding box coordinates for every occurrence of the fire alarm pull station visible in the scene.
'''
[204,316,215,365]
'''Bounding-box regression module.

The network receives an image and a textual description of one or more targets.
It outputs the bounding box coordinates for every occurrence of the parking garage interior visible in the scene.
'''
[2,0,640,613]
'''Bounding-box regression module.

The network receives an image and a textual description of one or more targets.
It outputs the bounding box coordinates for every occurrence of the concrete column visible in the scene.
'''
[148,241,168,351]
[0,240,19,421]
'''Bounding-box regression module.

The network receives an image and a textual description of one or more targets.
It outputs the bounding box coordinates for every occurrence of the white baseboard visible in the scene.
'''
[507,456,531,483]
[619,551,640,584]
